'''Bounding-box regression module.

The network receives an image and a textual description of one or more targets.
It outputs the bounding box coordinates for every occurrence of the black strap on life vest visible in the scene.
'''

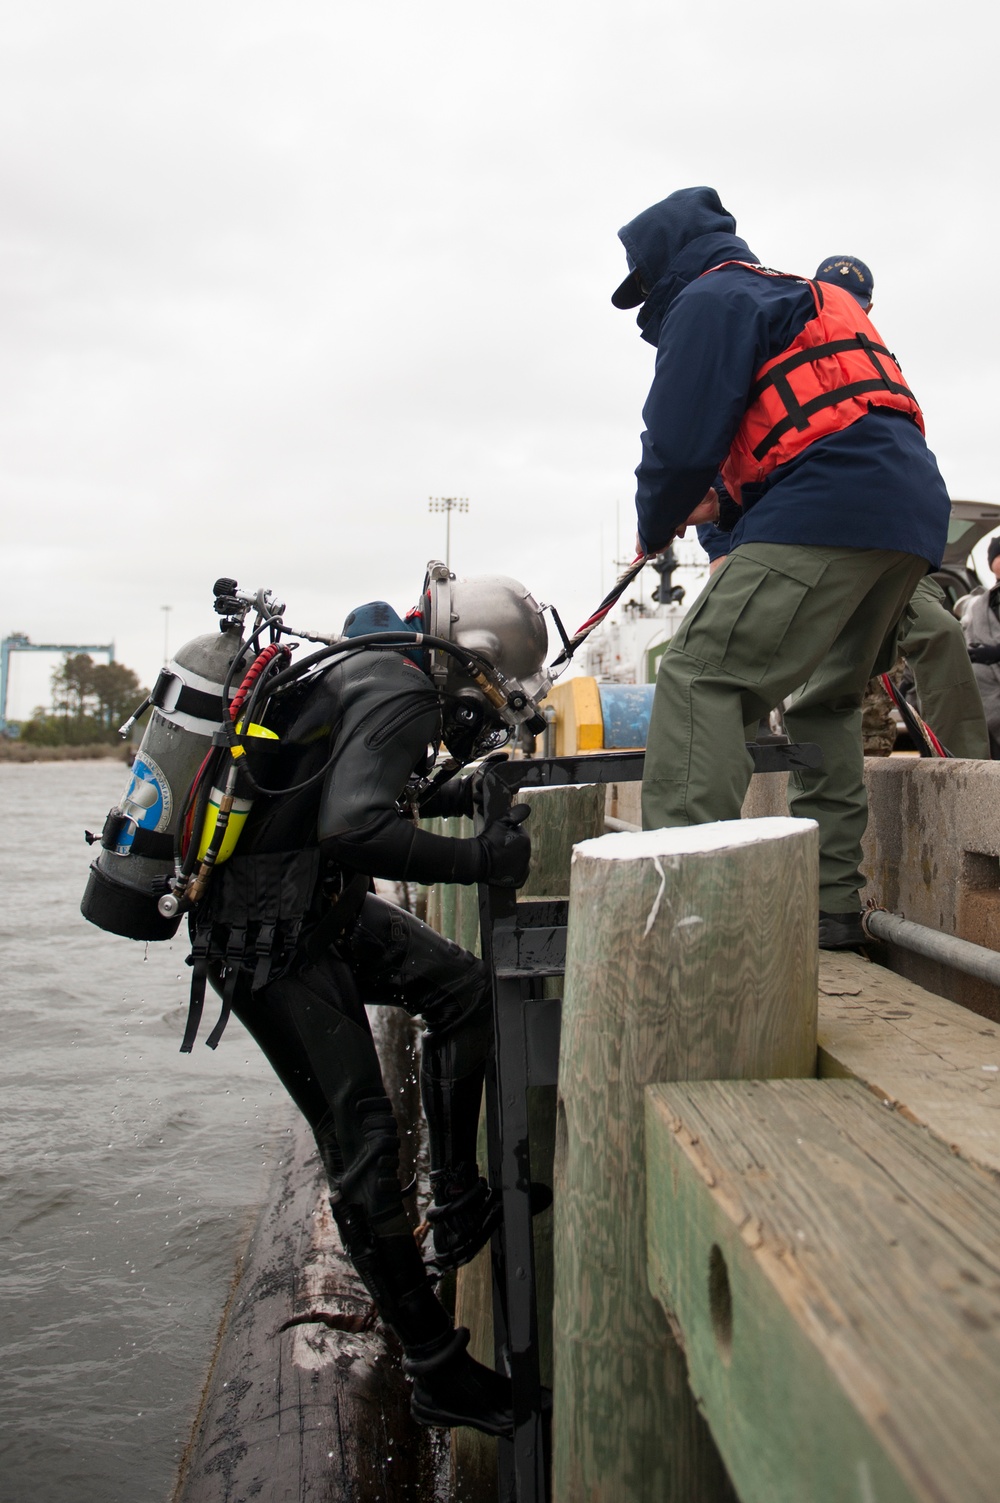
[748,285,917,462]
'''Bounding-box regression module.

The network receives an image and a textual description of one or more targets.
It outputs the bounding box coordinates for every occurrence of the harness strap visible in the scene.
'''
[98,809,174,860]
[151,667,225,723]
[206,965,240,1051]
[180,934,210,1053]
[204,928,247,1050]
[252,922,276,992]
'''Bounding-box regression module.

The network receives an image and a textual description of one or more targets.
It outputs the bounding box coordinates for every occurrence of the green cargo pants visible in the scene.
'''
[897,575,989,758]
[641,543,928,912]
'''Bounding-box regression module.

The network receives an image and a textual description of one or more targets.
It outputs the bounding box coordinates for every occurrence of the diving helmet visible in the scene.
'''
[422,560,551,734]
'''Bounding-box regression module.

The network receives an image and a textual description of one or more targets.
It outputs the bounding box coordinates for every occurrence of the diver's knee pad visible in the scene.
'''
[334,1093,409,1227]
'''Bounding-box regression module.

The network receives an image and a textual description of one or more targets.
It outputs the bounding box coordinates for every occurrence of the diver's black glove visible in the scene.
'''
[968,641,1000,665]
[420,752,510,821]
[477,804,531,888]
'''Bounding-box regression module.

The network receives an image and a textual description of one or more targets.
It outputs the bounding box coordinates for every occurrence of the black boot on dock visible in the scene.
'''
[405,1327,515,1437]
[818,910,868,950]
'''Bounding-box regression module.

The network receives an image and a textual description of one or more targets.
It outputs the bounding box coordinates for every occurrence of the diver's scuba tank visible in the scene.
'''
[80,620,245,941]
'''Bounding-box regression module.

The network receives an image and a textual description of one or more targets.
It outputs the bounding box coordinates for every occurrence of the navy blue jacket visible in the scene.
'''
[619,188,950,567]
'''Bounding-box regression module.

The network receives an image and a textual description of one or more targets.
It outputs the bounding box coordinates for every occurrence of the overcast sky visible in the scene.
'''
[2,1,996,717]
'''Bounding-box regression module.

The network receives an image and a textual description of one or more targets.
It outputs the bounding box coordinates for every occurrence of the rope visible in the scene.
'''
[550,554,648,667]
[879,673,948,757]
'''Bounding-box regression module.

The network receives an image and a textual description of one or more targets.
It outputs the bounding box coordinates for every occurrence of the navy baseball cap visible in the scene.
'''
[815,256,874,306]
[612,258,646,310]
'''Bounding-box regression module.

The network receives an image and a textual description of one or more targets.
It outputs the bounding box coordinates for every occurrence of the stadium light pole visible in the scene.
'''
[428,497,469,569]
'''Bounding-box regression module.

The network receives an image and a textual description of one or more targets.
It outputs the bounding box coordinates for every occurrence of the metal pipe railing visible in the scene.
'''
[864,909,1000,989]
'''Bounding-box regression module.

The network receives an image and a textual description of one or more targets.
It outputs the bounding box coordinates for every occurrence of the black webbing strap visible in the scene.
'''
[749,332,917,462]
[98,810,173,860]
[151,668,225,724]
[252,923,276,992]
[181,934,210,1053]
[205,928,246,1050]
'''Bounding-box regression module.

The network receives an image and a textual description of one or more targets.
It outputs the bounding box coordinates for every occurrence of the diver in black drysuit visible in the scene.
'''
[188,600,532,1437]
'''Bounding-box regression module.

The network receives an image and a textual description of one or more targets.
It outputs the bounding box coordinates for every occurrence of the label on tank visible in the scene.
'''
[115,754,172,855]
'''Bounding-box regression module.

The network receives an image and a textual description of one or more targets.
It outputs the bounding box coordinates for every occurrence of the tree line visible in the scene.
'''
[18,654,150,746]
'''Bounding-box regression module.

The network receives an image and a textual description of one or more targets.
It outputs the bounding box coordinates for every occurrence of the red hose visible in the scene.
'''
[229,643,290,724]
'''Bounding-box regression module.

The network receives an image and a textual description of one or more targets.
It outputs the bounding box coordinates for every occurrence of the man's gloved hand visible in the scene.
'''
[968,641,1000,665]
[478,804,531,888]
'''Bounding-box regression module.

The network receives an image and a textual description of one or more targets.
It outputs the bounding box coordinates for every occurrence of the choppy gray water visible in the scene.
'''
[0,762,292,1503]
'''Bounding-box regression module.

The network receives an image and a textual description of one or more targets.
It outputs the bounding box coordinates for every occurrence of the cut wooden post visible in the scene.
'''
[553,817,818,1503]
[645,1077,1000,1503]
[517,782,606,897]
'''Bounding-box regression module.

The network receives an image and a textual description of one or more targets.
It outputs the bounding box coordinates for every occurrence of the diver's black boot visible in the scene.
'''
[330,1204,513,1434]
[426,1168,503,1272]
[405,1327,514,1437]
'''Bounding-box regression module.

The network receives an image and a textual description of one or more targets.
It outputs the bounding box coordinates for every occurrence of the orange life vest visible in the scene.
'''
[708,263,925,504]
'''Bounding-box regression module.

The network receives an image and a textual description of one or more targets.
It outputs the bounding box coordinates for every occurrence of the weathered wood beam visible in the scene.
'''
[818,950,1000,1178]
[645,1077,1000,1503]
[553,817,818,1503]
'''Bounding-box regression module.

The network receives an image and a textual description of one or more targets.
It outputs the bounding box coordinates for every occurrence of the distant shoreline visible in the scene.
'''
[0,742,132,764]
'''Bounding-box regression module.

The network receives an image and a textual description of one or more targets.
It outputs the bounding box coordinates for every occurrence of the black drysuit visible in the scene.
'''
[191,645,503,1364]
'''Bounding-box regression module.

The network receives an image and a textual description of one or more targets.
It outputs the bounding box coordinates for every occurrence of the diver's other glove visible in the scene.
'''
[419,752,509,821]
[478,804,531,888]
[967,641,1000,665]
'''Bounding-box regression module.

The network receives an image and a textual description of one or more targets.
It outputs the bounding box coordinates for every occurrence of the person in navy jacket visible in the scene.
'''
[612,188,951,948]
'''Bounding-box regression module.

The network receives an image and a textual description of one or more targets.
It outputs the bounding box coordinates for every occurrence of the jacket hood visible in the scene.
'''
[618,187,757,344]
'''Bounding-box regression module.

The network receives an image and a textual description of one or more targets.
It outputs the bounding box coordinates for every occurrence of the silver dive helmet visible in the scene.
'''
[422,559,552,735]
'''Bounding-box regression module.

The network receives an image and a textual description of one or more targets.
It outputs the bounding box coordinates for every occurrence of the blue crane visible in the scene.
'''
[1,634,115,736]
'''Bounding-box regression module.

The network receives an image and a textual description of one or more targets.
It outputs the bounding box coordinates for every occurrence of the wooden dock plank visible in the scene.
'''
[645,1078,1000,1503]
[818,952,1000,1177]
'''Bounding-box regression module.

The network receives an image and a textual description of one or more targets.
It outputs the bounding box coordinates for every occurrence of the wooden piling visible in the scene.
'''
[552,816,818,1503]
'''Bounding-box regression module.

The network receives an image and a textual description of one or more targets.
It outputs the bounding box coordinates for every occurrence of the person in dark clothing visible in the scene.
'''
[959,535,1000,755]
[189,567,551,1436]
[612,188,952,948]
[693,255,988,761]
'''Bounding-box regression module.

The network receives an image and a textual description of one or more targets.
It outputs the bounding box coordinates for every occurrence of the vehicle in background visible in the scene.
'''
[931,499,1000,609]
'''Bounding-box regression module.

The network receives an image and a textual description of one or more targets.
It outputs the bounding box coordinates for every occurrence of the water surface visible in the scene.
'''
[0,761,292,1503]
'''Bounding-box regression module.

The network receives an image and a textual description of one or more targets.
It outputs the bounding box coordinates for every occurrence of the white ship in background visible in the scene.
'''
[575,545,696,686]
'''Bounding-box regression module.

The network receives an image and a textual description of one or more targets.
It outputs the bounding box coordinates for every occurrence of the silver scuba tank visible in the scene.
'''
[80,624,243,941]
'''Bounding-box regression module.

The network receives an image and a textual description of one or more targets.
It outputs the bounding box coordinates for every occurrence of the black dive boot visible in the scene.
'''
[330,1204,514,1437]
[405,1327,514,1437]
[426,1166,503,1272]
